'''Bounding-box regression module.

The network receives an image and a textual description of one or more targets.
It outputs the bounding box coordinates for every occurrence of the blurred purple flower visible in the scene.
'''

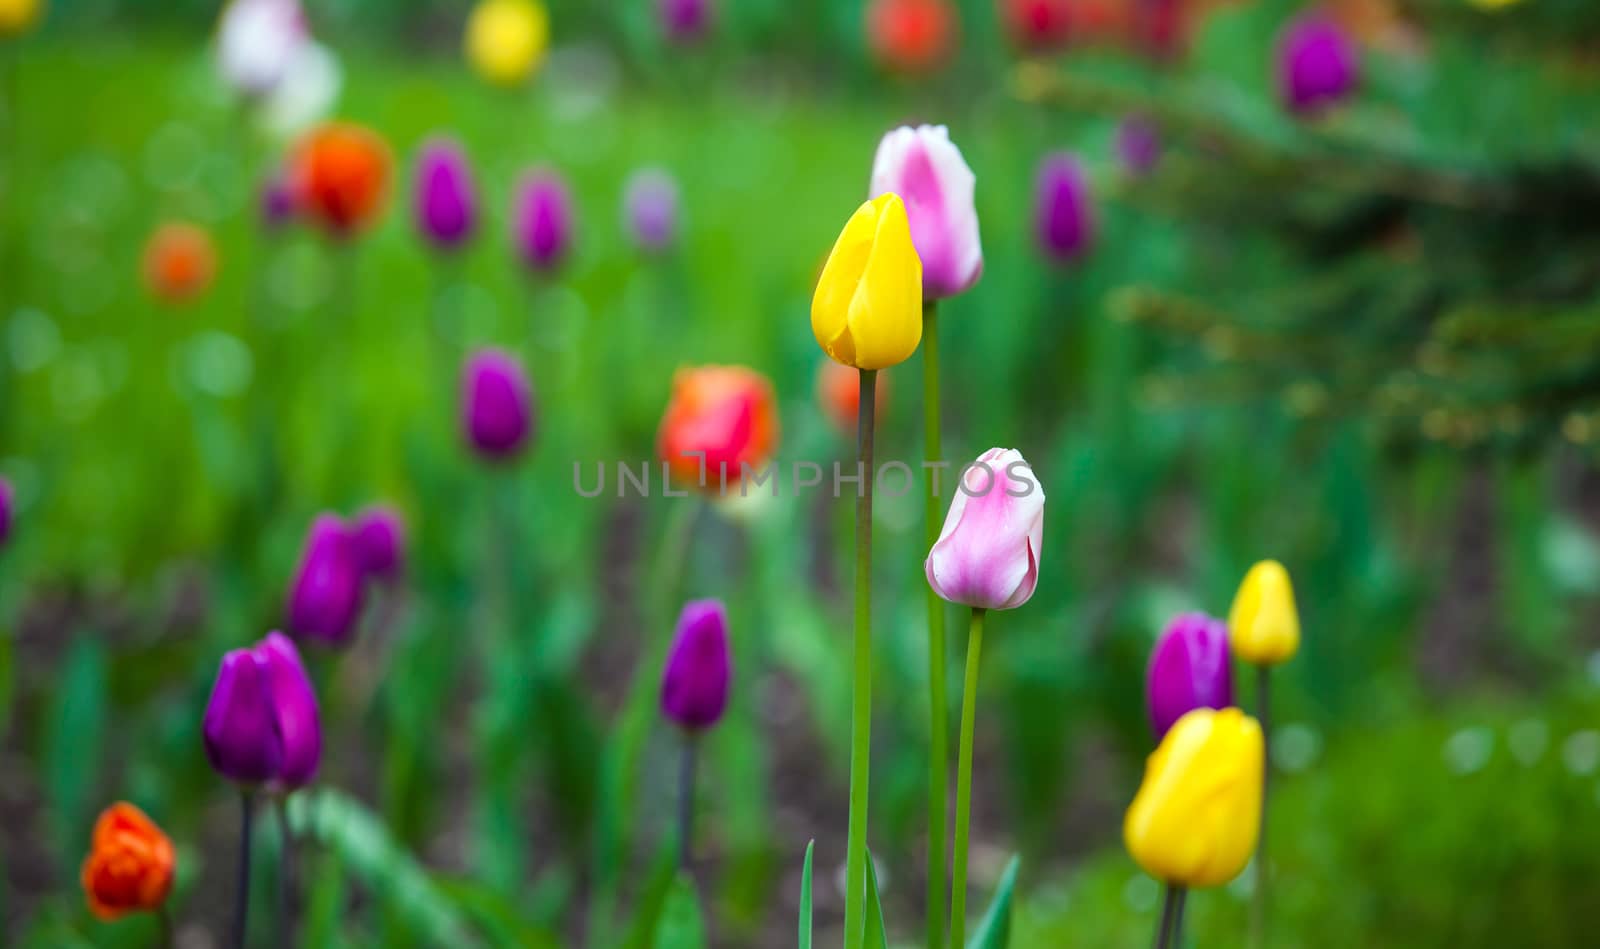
[286,514,366,646]
[1277,13,1359,117]
[0,477,12,546]
[1146,612,1234,739]
[659,0,713,43]
[1033,152,1095,263]
[660,599,731,731]
[261,172,297,231]
[414,138,477,251]
[462,348,535,461]
[512,170,574,274]
[623,168,680,254]
[1116,116,1162,177]
[351,505,406,582]
[203,631,322,787]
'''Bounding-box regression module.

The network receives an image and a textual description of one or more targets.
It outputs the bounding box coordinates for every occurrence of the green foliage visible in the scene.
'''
[968,855,1020,949]
[863,852,888,949]
[797,840,815,949]
[652,875,707,949]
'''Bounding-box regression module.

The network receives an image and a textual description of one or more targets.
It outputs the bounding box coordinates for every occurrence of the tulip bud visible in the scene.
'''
[257,632,321,787]
[660,599,732,731]
[866,0,955,75]
[1227,559,1299,666]
[1034,152,1095,263]
[203,648,284,785]
[287,514,366,645]
[1276,13,1358,117]
[1002,0,1072,52]
[623,168,680,255]
[812,193,923,370]
[657,365,779,491]
[142,222,218,304]
[1115,115,1161,177]
[1146,612,1233,739]
[465,0,549,86]
[291,122,391,238]
[816,359,887,436]
[462,348,535,461]
[869,125,982,300]
[0,476,13,546]
[659,0,712,44]
[513,169,575,274]
[1124,707,1262,887]
[215,0,306,97]
[414,138,477,251]
[925,448,1045,611]
[351,505,406,581]
[80,803,175,921]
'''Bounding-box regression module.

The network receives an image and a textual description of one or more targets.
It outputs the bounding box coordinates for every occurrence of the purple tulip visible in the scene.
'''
[203,631,322,787]
[351,505,406,581]
[261,172,297,231]
[1276,13,1358,117]
[512,170,574,274]
[1146,612,1234,739]
[925,448,1045,611]
[1116,116,1162,177]
[462,348,534,461]
[0,477,12,546]
[659,0,713,43]
[660,599,732,731]
[623,168,680,254]
[414,138,477,251]
[286,514,366,646]
[1034,153,1095,264]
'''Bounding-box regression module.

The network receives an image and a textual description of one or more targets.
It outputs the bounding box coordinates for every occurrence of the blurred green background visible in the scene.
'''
[5,0,1600,946]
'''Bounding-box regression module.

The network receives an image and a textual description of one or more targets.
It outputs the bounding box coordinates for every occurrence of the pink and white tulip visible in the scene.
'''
[925,448,1044,610]
[869,124,983,300]
[216,0,308,97]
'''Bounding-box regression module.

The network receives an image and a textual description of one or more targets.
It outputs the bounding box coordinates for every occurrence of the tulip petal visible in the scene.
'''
[925,448,1045,610]
[846,194,922,369]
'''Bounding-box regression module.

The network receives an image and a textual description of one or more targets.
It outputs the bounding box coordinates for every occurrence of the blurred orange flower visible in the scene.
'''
[817,360,888,436]
[142,222,217,304]
[867,0,955,74]
[80,802,175,922]
[292,122,392,238]
[658,366,779,491]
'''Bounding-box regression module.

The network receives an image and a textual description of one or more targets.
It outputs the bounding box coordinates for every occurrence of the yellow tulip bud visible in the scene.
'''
[1227,559,1299,666]
[465,0,548,87]
[811,193,923,370]
[1123,707,1262,888]
[0,0,43,36]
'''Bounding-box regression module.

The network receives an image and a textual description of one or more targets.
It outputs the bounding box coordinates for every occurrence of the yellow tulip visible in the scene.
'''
[1227,559,1299,666]
[1467,0,1526,10]
[0,0,42,36]
[811,193,923,370]
[464,0,548,87]
[1124,707,1262,888]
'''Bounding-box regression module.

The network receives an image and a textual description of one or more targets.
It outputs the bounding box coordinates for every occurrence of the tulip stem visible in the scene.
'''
[275,795,298,948]
[158,906,174,949]
[844,368,878,949]
[922,301,948,949]
[1252,665,1272,949]
[677,734,698,871]
[1154,883,1186,949]
[233,790,254,949]
[949,606,985,949]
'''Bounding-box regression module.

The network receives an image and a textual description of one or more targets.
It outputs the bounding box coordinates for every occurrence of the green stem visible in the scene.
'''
[1153,883,1186,949]
[677,733,698,871]
[1251,665,1272,948]
[949,606,986,949]
[232,790,254,949]
[275,795,297,949]
[922,302,948,949]
[844,368,878,949]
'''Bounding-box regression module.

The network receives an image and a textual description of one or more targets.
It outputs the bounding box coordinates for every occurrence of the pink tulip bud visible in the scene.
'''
[925,448,1045,611]
[869,124,983,300]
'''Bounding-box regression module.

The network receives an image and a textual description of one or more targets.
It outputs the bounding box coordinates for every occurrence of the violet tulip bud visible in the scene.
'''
[869,124,982,300]
[462,348,535,461]
[1276,13,1358,117]
[512,169,574,274]
[1034,152,1094,263]
[0,476,12,546]
[925,448,1045,611]
[1146,612,1233,739]
[286,514,366,645]
[623,168,680,254]
[261,171,297,231]
[659,0,712,43]
[414,138,477,251]
[202,632,321,787]
[1116,116,1161,177]
[351,505,405,581]
[660,599,732,731]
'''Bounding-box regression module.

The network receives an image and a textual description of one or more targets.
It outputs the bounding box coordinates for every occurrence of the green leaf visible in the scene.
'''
[798,840,815,949]
[44,635,106,862]
[652,874,706,949]
[864,852,889,949]
[967,855,1021,949]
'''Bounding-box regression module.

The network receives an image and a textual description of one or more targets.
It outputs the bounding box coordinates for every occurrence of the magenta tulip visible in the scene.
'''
[462,348,535,461]
[512,170,574,274]
[1034,152,1095,263]
[1277,13,1359,116]
[414,138,477,251]
[286,514,366,645]
[1146,612,1233,739]
[351,505,405,581]
[660,599,732,731]
[203,631,321,787]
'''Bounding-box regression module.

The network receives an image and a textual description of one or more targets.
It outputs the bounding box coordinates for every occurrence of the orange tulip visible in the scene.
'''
[658,365,779,491]
[816,359,888,435]
[866,0,955,74]
[80,802,175,921]
[142,222,217,304]
[291,122,392,237]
